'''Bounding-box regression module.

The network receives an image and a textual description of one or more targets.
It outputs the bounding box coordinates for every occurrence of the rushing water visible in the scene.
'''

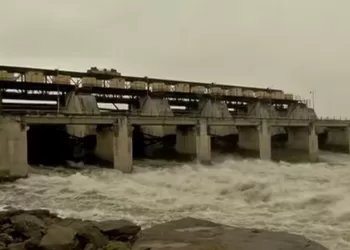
[0,152,350,250]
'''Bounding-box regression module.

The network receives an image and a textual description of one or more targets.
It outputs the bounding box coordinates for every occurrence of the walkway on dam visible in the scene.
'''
[5,112,350,127]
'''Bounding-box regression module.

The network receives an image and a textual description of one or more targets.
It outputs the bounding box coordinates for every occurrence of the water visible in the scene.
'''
[1,152,350,250]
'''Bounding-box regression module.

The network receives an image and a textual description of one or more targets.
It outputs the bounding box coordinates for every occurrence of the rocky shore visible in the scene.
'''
[0,209,328,250]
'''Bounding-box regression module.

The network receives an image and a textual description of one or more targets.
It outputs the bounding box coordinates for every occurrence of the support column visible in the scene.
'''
[95,118,133,173]
[0,118,29,180]
[324,127,350,153]
[259,120,272,160]
[176,120,211,164]
[176,126,197,155]
[196,120,211,164]
[238,120,271,160]
[287,123,318,161]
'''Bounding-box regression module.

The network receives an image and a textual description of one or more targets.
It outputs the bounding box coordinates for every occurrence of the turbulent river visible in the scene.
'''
[1,151,350,250]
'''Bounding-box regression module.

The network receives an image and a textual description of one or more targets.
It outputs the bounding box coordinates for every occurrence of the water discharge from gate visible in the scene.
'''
[0,152,349,250]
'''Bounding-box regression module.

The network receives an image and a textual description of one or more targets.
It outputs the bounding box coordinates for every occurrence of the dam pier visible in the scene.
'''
[0,65,349,179]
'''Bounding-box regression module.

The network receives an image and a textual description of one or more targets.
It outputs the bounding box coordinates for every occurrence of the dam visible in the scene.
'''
[0,65,349,179]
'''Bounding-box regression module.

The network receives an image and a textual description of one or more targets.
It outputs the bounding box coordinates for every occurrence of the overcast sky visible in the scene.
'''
[0,0,349,117]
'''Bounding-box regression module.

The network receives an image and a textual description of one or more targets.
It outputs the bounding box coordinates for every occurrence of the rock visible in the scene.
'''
[4,227,16,235]
[58,219,108,248]
[94,220,141,241]
[0,209,140,249]
[0,209,23,225]
[0,242,5,250]
[1,209,55,226]
[0,209,25,220]
[40,225,78,250]
[10,213,46,238]
[84,243,96,250]
[132,217,329,250]
[0,213,7,225]
[0,232,13,244]
[8,242,26,250]
[102,241,132,250]
[28,209,61,225]
[1,223,12,231]
[27,209,52,219]
[24,237,41,250]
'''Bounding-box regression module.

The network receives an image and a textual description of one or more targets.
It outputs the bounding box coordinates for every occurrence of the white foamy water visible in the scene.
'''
[1,152,350,250]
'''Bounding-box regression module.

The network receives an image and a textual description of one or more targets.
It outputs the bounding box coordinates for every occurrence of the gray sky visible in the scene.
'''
[0,0,349,117]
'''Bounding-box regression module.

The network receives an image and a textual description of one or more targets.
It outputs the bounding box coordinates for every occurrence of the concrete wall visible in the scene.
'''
[139,96,176,137]
[0,118,28,179]
[286,123,318,161]
[324,127,350,152]
[176,126,197,155]
[176,121,211,163]
[95,118,133,173]
[238,120,271,160]
[287,103,317,120]
[238,127,260,151]
[95,127,114,162]
[247,101,279,118]
[247,102,285,136]
[196,121,211,163]
[198,100,237,136]
[65,92,100,138]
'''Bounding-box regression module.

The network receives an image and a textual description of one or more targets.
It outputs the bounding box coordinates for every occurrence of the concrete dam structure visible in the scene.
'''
[0,65,349,180]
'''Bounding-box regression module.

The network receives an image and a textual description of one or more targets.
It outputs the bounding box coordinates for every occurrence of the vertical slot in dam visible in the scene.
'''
[27,125,99,166]
[27,125,70,166]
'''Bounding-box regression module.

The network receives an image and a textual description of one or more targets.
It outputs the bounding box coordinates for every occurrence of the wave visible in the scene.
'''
[0,152,349,249]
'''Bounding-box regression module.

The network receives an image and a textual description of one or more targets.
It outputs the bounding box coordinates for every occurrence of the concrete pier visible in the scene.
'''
[287,103,317,120]
[139,96,176,137]
[95,118,133,173]
[287,123,318,161]
[65,92,100,138]
[198,100,237,136]
[176,126,197,155]
[176,120,211,163]
[324,127,350,153]
[0,118,28,179]
[238,121,271,160]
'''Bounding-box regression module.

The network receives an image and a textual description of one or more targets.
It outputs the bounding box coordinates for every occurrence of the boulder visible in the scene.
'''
[1,223,12,231]
[93,220,141,242]
[0,209,142,249]
[58,219,108,248]
[40,225,78,250]
[24,237,41,250]
[0,233,13,244]
[0,208,25,219]
[102,241,132,250]
[10,213,46,238]
[84,243,96,250]
[1,209,328,250]
[0,209,23,225]
[2,208,55,225]
[7,242,26,250]
[132,217,328,250]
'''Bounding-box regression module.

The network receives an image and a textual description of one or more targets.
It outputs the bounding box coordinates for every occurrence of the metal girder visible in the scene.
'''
[0,64,282,92]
